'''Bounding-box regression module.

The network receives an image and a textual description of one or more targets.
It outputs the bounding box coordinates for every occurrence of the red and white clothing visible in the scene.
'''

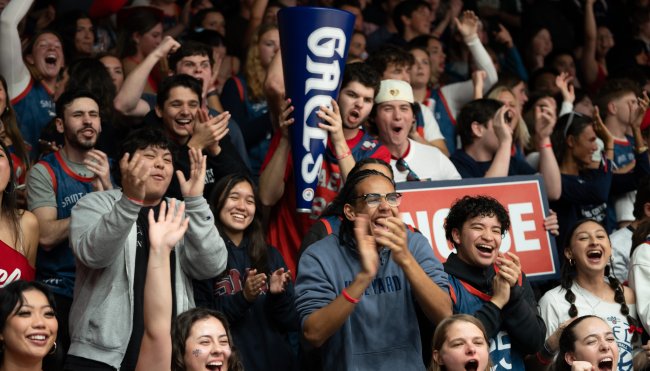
[0,239,34,287]
[390,139,461,183]
[262,130,390,276]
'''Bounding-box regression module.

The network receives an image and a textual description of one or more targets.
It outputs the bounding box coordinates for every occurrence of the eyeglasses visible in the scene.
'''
[353,192,403,207]
[395,158,420,181]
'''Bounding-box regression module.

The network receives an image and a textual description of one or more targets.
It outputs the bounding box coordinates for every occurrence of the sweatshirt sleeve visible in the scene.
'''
[177,195,228,280]
[0,0,33,98]
[410,232,449,291]
[295,243,338,327]
[501,274,546,354]
[70,192,141,269]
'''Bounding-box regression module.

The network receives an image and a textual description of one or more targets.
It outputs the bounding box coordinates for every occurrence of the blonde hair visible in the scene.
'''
[244,23,278,102]
[429,314,492,371]
[487,86,530,150]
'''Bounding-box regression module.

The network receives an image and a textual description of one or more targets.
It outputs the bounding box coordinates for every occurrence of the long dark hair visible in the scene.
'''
[0,75,30,171]
[553,315,611,371]
[116,7,162,59]
[0,140,23,253]
[209,173,268,275]
[551,112,594,167]
[560,219,640,343]
[171,308,243,371]
[0,280,57,363]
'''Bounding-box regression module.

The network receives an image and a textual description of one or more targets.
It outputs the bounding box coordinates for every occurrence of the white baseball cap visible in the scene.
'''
[374,79,414,104]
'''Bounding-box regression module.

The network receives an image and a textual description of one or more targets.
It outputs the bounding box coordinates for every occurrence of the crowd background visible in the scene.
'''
[3,0,650,370]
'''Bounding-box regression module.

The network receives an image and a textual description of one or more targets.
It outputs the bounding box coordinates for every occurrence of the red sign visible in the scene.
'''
[397,175,559,281]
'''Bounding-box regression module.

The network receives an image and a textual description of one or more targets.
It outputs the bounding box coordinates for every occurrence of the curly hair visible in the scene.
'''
[444,195,510,249]
[171,308,244,371]
[245,23,278,102]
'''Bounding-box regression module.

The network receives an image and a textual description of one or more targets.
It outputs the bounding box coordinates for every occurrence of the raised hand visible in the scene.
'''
[493,105,514,146]
[120,152,150,202]
[373,216,413,268]
[187,109,231,155]
[269,267,291,294]
[84,149,113,191]
[630,91,649,129]
[148,199,189,253]
[593,106,614,146]
[495,252,521,287]
[152,36,181,60]
[472,70,487,99]
[454,10,479,41]
[544,210,560,236]
[570,361,595,371]
[490,274,510,309]
[555,72,575,104]
[535,101,557,140]
[317,99,345,145]
[176,148,207,198]
[493,24,514,48]
[354,214,379,278]
[278,98,295,140]
[243,269,267,302]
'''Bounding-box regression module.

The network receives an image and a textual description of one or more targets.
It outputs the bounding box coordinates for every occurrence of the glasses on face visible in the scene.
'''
[395,158,420,181]
[353,192,403,207]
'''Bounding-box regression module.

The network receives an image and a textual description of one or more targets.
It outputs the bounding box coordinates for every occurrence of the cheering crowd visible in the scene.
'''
[3,0,650,370]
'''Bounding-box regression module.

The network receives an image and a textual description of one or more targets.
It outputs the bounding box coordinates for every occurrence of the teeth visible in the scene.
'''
[232,214,245,220]
[176,119,192,124]
[28,335,46,340]
[207,362,223,366]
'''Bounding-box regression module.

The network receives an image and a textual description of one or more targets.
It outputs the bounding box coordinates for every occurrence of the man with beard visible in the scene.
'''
[26,90,114,359]
[259,62,391,276]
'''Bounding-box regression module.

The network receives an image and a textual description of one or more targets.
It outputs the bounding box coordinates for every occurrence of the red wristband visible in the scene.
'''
[336,149,352,160]
[342,288,360,304]
[126,196,144,205]
[539,142,552,150]
[536,351,552,365]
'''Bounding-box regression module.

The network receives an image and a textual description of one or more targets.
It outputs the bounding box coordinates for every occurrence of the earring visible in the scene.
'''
[569,258,575,266]
[49,341,57,355]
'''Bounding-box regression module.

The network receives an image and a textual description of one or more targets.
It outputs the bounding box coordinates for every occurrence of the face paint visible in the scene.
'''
[192,349,201,357]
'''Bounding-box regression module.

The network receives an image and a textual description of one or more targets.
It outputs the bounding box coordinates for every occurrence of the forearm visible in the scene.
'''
[537,138,562,200]
[258,138,289,206]
[485,145,512,177]
[114,53,161,115]
[0,0,33,98]
[303,273,372,347]
[332,140,354,182]
[467,37,498,91]
[137,247,172,371]
[38,218,70,251]
[402,259,451,324]
[582,5,598,84]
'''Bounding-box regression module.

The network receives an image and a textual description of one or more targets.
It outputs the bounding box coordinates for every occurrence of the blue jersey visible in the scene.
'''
[430,88,457,155]
[11,79,55,160]
[448,274,526,371]
[35,151,94,298]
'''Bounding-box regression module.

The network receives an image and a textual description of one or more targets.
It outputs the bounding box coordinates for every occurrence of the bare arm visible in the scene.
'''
[264,52,285,131]
[535,105,562,200]
[244,0,269,48]
[136,200,189,371]
[258,100,292,206]
[581,0,600,86]
[32,207,69,251]
[20,210,40,267]
[114,36,180,116]
[0,0,33,98]
[485,106,514,178]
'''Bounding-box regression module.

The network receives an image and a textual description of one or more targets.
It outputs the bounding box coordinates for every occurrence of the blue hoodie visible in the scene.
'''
[295,230,448,371]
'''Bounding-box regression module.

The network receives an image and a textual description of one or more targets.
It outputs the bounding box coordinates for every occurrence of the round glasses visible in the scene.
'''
[353,192,403,207]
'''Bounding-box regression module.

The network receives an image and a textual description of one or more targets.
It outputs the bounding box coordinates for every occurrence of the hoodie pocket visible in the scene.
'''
[86,285,130,350]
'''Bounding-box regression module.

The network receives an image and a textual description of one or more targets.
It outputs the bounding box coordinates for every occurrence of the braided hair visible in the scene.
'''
[561,218,641,343]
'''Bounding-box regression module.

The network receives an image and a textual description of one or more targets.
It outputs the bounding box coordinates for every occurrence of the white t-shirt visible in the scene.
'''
[418,101,444,142]
[629,243,650,334]
[538,282,640,371]
[610,226,634,282]
[391,139,461,183]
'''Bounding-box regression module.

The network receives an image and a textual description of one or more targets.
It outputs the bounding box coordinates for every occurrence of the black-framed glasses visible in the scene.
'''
[353,192,403,207]
[395,158,420,181]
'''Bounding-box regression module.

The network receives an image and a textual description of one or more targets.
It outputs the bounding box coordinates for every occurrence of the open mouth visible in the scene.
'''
[586,249,603,262]
[26,334,49,346]
[598,358,613,370]
[175,118,192,126]
[465,359,479,371]
[45,54,58,65]
[206,361,223,370]
[476,244,493,254]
